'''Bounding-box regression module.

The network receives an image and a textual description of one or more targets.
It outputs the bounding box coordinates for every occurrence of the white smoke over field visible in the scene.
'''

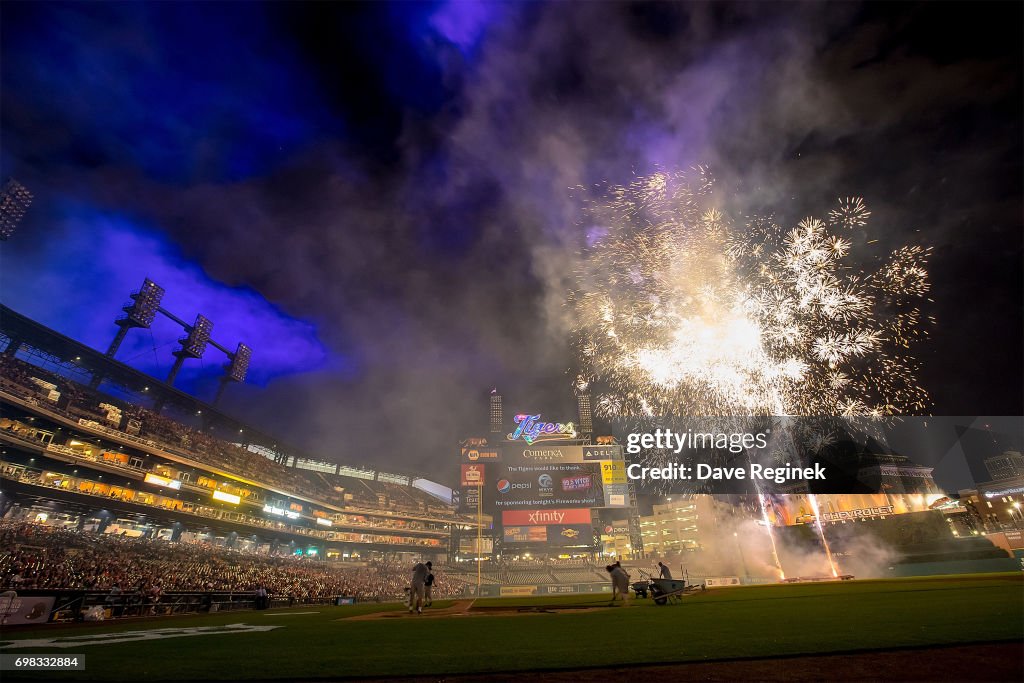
[648,497,899,581]
[830,533,902,579]
[773,524,901,579]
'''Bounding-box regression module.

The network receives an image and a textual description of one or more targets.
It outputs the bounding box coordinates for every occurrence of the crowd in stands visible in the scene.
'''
[0,521,466,601]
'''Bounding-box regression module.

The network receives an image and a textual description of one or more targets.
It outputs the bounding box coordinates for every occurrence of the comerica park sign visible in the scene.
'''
[507,414,577,444]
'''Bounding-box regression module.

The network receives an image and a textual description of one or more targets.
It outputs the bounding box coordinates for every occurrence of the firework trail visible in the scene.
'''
[806,493,840,577]
[756,489,786,579]
[572,167,931,421]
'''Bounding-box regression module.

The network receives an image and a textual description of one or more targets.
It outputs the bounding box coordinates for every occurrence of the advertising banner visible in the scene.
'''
[547,524,593,545]
[458,537,494,554]
[462,447,500,462]
[500,586,536,596]
[603,521,630,535]
[0,595,54,625]
[503,524,593,545]
[501,444,588,464]
[996,530,1024,550]
[819,505,895,522]
[494,462,604,508]
[500,444,624,464]
[461,464,486,487]
[602,483,628,508]
[599,460,627,484]
[764,492,934,526]
[705,577,742,588]
[503,526,548,542]
[501,508,593,526]
[583,445,624,461]
[459,486,480,513]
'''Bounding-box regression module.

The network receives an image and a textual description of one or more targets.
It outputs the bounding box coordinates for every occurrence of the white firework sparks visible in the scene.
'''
[573,168,931,419]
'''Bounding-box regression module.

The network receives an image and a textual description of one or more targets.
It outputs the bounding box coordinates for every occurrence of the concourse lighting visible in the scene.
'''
[144,473,182,490]
[212,490,241,505]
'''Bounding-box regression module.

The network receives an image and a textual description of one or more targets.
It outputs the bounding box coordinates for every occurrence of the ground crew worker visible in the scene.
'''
[424,569,435,607]
[409,560,431,614]
[607,563,631,605]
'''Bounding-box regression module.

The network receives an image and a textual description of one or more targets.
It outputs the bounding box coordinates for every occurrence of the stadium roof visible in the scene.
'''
[0,304,446,492]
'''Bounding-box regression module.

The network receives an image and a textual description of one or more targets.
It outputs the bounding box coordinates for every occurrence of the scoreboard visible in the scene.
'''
[459,438,628,550]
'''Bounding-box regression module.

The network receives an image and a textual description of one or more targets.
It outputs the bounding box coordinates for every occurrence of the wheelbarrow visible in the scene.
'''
[647,578,704,605]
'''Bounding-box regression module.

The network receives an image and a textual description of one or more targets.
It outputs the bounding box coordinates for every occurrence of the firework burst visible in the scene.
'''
[572,168,931,420]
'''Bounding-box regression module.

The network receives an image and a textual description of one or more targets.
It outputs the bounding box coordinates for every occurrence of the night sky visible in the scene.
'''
[1,2,1021,481]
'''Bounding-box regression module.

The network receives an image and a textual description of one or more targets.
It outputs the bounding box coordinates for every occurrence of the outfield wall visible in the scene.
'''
[477,583,612,597]
[888,557,1022,577]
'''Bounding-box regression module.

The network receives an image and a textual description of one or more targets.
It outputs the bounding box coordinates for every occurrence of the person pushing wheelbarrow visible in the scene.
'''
[607,562,631,606]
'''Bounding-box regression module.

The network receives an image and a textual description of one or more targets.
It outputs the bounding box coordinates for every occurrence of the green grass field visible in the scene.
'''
[2,574,1021,681]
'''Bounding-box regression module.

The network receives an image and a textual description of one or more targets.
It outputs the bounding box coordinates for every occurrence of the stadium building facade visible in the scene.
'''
[0,305,480,562]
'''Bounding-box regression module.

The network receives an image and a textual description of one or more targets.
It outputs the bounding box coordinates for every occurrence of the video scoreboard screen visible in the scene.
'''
[458,440,628,546]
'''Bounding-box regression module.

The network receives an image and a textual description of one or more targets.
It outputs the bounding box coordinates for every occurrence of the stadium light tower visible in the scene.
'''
[106,278,165,358]
[166,314,213,385]
[0,179,33,240]
[575,376,593,441]
[213,342,251,406]
[227,342,251,382]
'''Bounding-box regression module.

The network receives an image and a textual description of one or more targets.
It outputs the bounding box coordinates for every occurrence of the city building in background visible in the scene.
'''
[984,451,1024,482]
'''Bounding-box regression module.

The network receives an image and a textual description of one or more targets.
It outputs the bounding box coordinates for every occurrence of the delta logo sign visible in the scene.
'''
[507,414,577,444]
